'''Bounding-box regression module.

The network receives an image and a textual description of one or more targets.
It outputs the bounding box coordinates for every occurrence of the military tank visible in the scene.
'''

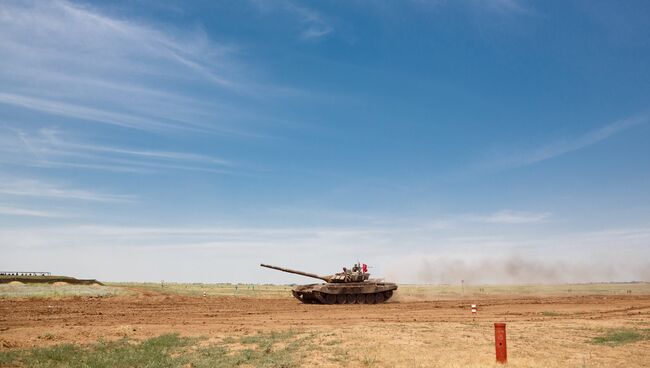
[260,263,397,304]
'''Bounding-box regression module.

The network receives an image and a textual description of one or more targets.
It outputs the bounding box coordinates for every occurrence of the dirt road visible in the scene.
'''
[1,288,649,349]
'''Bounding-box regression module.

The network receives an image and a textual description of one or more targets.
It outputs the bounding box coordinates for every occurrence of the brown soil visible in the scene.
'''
[1,287,649,351]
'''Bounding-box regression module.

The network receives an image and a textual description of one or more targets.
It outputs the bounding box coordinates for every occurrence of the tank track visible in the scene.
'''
[291,290,394,304]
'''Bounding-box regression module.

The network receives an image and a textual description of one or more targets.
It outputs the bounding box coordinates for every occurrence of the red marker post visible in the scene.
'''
[494,323,507,363]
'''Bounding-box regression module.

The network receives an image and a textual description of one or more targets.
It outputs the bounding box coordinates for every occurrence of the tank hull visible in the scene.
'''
[291,282,397,304]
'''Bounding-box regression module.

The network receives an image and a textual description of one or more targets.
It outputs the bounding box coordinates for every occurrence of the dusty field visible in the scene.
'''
[0,283,125,299]
[1,285,649,367]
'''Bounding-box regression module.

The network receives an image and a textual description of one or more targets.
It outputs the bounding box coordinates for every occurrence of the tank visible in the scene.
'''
[260,263,397,304]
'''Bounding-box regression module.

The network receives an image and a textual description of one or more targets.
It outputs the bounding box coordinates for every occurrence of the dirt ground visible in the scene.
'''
[1,287,649,367]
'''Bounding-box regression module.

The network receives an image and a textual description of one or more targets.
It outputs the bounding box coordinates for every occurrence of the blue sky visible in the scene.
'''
[1,0,649,284]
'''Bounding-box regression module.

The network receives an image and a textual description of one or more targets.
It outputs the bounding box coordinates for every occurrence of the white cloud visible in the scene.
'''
[0,178,134,202]
[475,0,533,15]
[0,127,232,173]
[251,0,333,40]
[471,210,550,224]
[289,3,333,40]
[409,0,535,16]
[301,26,334,40]
[0,0,237,88]
[479,115,648,172]
[0,205,64,218]
[1,218,648,283]
[0,93,177,132]
[0,0,293,136]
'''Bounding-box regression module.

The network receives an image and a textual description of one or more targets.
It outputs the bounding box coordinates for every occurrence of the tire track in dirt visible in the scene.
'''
[1,288,649,349]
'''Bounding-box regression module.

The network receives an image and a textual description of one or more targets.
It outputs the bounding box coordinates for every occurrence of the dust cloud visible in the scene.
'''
[386,255,649,285]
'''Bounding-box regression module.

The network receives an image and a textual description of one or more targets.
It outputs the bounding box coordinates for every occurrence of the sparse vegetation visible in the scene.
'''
[240,330,298,355]
[591,328,650,346]
[3,283,650,367]
[0,334,193,368]
[0,283,125,298]
[329,347,351,365]
[0,331,311,368]
[77,281,650,300]
[221,336,236,344]
[0,350,19,365]
[396,282,650,300]
[361,354,378,367]
[542,311,560,316]
[112,282,293,298]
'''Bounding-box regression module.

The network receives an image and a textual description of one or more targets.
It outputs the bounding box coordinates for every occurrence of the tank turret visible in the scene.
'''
[260,263,370,283]
[260,262,397,304]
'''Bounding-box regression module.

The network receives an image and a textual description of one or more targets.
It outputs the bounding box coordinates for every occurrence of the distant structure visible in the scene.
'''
[0,272,103,285]
[0,271,51,276]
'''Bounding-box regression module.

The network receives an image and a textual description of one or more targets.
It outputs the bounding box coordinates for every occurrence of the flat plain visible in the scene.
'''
[1,282,649,367]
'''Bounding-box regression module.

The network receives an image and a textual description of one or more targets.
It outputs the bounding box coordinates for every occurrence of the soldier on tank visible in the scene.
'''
[260,262,397,304]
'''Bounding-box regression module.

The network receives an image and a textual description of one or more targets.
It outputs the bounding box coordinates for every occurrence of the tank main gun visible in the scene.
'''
[260,264,332,283]
[260,262,397,304]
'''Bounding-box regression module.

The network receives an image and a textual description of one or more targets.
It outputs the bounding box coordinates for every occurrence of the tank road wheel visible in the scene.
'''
[312,292,326,304]
[384,290,393,301]
[292,291,302,302]
[336,294,347,304]
[324,294,337,305]
[346,294,357,304]
[375,292,385,304]
[301,294,315,304]
[365,293,376,304]
[356,294,366,304]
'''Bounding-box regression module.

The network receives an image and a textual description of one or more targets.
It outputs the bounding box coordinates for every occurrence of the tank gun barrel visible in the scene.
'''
[260,264,331,282]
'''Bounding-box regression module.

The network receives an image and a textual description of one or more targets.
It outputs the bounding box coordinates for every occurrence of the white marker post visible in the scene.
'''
[471,304,477,321]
